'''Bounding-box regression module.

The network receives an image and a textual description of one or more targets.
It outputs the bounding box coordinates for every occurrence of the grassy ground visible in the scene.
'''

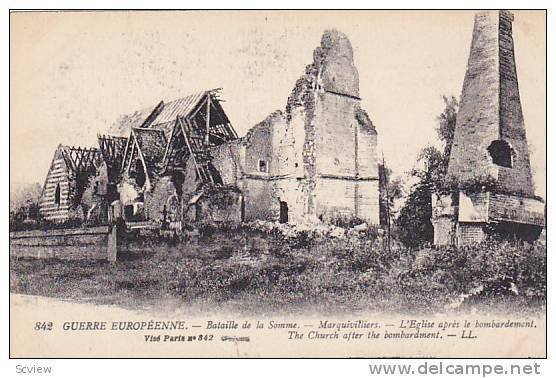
[9,226,546,316]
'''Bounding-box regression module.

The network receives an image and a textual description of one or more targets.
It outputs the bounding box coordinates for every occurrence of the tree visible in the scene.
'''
[436,95,458,161]
[379,158,404,252]
[396,180,435,248]
[379,161,403,226]
[395,96,458,248]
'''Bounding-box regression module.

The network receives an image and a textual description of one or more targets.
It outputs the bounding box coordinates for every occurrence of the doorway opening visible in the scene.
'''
[279,201,289,224]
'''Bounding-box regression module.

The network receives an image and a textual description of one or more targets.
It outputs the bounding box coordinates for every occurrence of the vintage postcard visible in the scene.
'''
[9,10,546,358]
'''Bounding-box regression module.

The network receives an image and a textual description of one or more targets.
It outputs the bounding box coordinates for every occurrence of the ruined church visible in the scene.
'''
[431,11,545,246]
[39,30,381,227]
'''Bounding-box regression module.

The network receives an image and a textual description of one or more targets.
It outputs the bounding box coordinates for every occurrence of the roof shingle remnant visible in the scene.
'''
[110,90,212,139]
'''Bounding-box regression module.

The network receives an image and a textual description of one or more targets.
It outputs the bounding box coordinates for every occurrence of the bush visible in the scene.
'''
[393,240,547,310]
[10,225,546,314]
[328,214,366,228]
[9,201,85,232]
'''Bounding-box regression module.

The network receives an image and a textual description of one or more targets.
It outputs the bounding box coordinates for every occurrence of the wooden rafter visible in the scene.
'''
[140,100,165,128]
[121,130,137,175]
[60,146,101,175]
[181,117,214,185]
[98,135,127,165]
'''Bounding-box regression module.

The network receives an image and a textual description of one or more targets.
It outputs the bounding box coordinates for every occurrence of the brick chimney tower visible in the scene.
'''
[432,11,545,246]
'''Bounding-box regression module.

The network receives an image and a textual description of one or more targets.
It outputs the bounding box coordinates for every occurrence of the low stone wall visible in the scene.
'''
[9,226,117,261]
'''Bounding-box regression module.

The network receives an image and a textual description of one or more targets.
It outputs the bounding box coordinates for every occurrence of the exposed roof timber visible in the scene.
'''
[210,97,237,139]
[191,95,237,141]
[187,89,224,121]
[178,117,202,179]
[117,89,237,181]
[122,130,137,174]
[121,129,149,186]
[140,101,165,128]
[162,116,190,172]
[161,118,178,169]
[60,145,101,175]
[97,135,128,162]
[97,136,128,179]
[133,131,152,188]
[120,128,167,188]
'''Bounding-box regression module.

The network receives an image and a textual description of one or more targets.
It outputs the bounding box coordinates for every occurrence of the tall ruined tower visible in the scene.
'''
[237,30,379,225]
[283,30,380,224]
[432,11,544,246]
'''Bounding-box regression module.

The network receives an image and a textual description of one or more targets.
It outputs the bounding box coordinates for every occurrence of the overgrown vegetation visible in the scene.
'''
[396,95,458,248]
[9,204,83,232]
[10,225,546,315]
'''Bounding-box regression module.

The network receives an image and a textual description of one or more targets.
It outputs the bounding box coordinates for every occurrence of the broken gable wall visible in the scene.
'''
[175,30,381,226]
[178,109,305,223]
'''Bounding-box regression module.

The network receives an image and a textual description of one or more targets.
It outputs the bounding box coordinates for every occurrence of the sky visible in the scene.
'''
[9,10,546,198]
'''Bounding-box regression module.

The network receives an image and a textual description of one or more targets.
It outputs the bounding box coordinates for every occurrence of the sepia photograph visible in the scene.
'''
[8,9,546,358]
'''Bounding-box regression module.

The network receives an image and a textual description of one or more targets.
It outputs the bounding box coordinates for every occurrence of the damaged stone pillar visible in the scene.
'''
[433,11,545,246]
[107,224,118,262]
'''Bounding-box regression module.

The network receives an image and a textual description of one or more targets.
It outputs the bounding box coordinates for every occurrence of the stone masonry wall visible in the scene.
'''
[210,140,244,186]
[9,226,113,260]
[316,92,358,177]
[312,92,379,223]
[497,10,535,196]
[447,11,536,198]
[446,11,501,186]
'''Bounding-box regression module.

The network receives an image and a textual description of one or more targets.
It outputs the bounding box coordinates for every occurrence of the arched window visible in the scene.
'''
[54,184,61,206]
[487,140,513,168]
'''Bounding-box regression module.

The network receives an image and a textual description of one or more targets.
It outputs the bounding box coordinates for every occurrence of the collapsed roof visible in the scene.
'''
[118,89,238,187]
[59,145,102,176]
